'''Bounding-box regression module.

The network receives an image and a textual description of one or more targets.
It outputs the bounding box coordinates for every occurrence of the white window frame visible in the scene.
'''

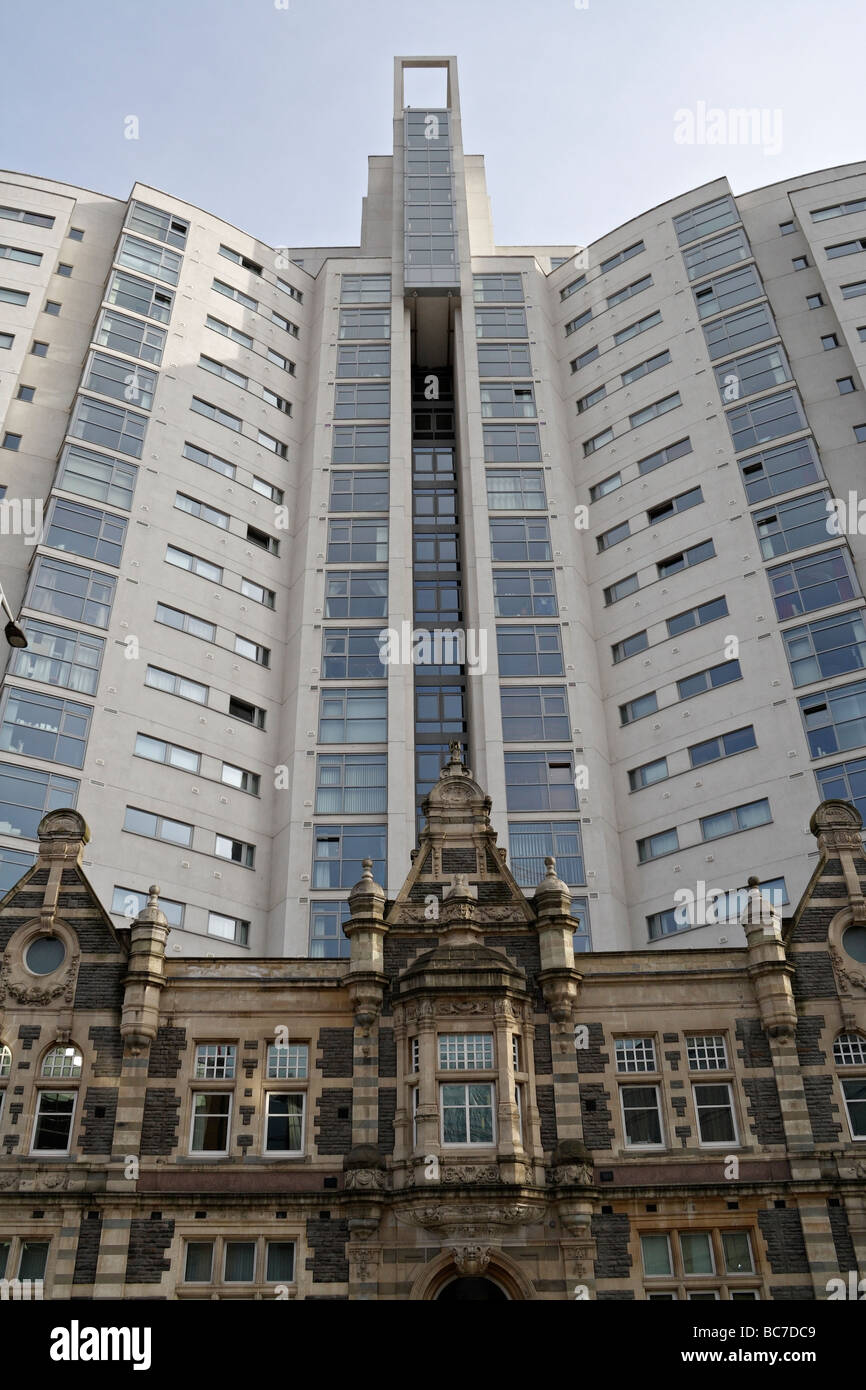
[439,1081,496,1148]
[263,1091,306,1156]
[31,1089,77,1155]
[189,1091,232,1156]
[619,1084,665,1149]
[693,1081,739,1148]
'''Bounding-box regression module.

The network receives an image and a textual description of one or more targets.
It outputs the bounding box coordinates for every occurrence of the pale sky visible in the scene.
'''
[2,0,864,250]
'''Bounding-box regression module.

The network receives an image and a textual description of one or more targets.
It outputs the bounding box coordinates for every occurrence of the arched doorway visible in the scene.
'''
[435,1276,508,1301]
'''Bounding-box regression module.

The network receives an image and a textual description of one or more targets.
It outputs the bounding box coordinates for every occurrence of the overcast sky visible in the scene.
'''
[2,0,864,250]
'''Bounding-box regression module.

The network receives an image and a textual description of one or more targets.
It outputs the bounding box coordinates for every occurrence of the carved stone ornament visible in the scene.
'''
[0,949,79,1006]
[548,1162,594,1188]
[451,1244,491,1276]
[349,1243,379,1283]
[829,944,866,995]
[438,1000,492,1015]
[344,1167,389,1192]
[395,1201,546,1236]
[440,1165,500,1185]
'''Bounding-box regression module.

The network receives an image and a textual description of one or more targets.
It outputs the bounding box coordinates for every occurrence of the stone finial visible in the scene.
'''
[131,884,169,930]
[36,809,90,863]
[739,875,782,939]
[533,855,570,899]
[348,858,385,907]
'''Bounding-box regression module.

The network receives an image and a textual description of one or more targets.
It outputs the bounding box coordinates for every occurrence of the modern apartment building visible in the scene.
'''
[1,56,866,958]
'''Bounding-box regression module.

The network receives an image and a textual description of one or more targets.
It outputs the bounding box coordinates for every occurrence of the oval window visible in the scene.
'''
[25,936,66,975]
[842,925,866,965]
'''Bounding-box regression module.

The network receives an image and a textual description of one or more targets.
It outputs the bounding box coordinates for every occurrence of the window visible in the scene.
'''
[496,624,563,675]
[235,635,270,667]
[228,696,266,729]
[315,753,386,814]
[221,762,260,796]
[267,1043,309,1078]
[265,1093,304,1154]
[190,1093,231,1154]
[332,425,389,464]
[95,309,167,365]
[123,805,193,847]
[666,595,728,637]
[834,1033,866,1066]
[31,341,48,357]
[337,344,390,377]
[504,751,577,811]
[822,334,840,350]
[0,1044,10,1079]
[45,498,126,566]
[571,897,592,952]
[601,240,645,274]
[806,293,824,309]
[27,556,116,628]
[628,755,668,790]
[70,397,146,458]
[212,277,257,312]
[194,1044,237,1080]
[620,1085,664,1146]
[768,547,859,620]
[106,269,174,322]
[604,573,639,605]
[334,383,389,419]
[183,440,236,479]
[715,344,791,403]
[473,273,523,303]
[312,824,385,889]
[327,519,387,563]
[629,392,681,429]
[166,545,223,583]
[607,274,653,308]
[647,486,703,525]
[674,195,738,246]
[694,264,762,320]
[687,1035,728,1070]
[57,444,137,510]
[252,475,284,504]
[341,274,391,303]
[792,256,809,270]
[324,571,387,618]
[309,900,350,959]
[500,686,570,741]
[117,234,181,285]
[478,344,534,383]
[318,688,386,743]
[700,799,772,841]
[0,244,41,265]
[657,539,715,578]
[637,828,678,862]
[583,427,614,457]
[560,273,587,299]
[338,308,389,339]
[508,820,584,886]
[0,204,54,228]
[0,285,28,306]
[641,1234,673,1278]
[111,885,184,928]
[10,620,104,696]
[571,345,600,371]
[218,244,261,275]
[689,725,757,767]
[614,309,662,345]
[620,691,658,725]
[694,1083,738,1145]
[0,332,14,349]
[682,227,750,282]
[842,281,866,300]
[32,1090,76,1153]
[490,517,551,562]
[855,425,866,443]
[483,423,541,462]
[42,1046,82,1078]
[738,436,822,504]
[267,347,294,372]
[208,912,248,945]
[441,1083,495,1145]
[321,628,385,680]
[481,383,536,418]
[753,490,833,559]
[145,665,208,705]
[838,377,856,395]
[811,198,866,222]
[224,1243,255,1281]
[577,385,606,413]
[270,307,298,335]
[589,474,622,504]
[215,834,255,867]
[191,396,241,432]
[702,302,777,361]
[647,909,686,941]
[155,602,215,643]
[677,659,741,700]
[0,687,91,768]
[241,577,277,609]
[126,201,188,247]
[2,432,21,451]
[205,314,253,349]
[826,238,866,259]
[199,353,247,389]
[616,1038,657,1073]
[439,1034,494,1069]
[564,309,593,336]
[485,469,545,511]
[800,677,866,758]
[175,492,229,530]
[184,1242,214,1283]
[622,349,671,386]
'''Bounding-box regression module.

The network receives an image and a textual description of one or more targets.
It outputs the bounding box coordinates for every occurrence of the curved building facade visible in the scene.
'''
[1,56,866,957]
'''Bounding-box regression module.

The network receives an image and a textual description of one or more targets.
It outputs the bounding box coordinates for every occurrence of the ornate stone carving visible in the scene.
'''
[830,944,866,995]
[548,1162,593,1187]
[0,954,79,1006]
[344,1167,389,1191]
[395,1200,545,1235]
[438,1000,492,1015]
[451,1244,491,1276]
[440,1165,500,1185]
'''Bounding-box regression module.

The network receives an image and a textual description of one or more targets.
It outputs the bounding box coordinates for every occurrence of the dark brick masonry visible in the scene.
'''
[78,1087,117,1154]
[73,963,127,1010]
[16,1025,41,1051]
[574,1022,609,1075]
[88,1025,124,1076]
[533,1023,552,1075]
[140,1088,181,1155]
[315,1089,353,1155]
[378,1088,396,1155]
[795,1016,826,1068]
[735,1018,773,1069]
[125,1218,175,1285]
[305,1216,349,1283]
[72,1214,102,1284]
[592,1213,632,1279]
[147,1027,187,1079]
[742,1078,785,1146]
[757,1209,809,1275]
[791,951,838,1000]
[803,1075,843,1144]
[316,1028,355,1078]
[378,1027,397,1078]
[579,1084,615,1150]
[828,1203,858,1272]
[536,1085,558,1150]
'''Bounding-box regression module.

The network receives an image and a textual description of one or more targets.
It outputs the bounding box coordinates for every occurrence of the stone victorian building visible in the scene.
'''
[0,747,864,1301]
